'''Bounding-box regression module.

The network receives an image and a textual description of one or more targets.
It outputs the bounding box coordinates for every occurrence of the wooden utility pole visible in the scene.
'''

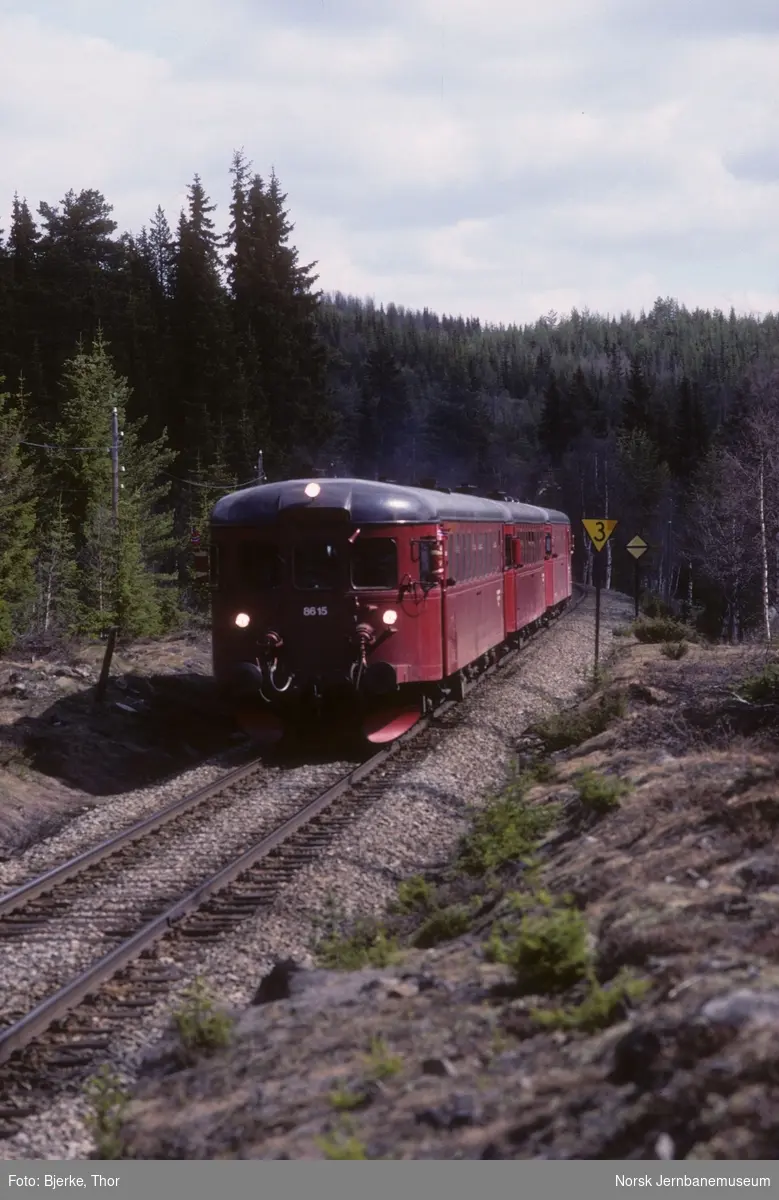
[111,406,120,525]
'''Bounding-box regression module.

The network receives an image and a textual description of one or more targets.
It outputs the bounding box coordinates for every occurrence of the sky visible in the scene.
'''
[1,0,778,327]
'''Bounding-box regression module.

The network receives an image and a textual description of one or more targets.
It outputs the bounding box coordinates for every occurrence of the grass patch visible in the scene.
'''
[532,970,650,1033]
[329,1087,365,1111]
[661,641,689,660]
[83,1065,130,1160]
[457,773,559,877]
[317,921,399,970]
[316,1130,368,1159]
[574,769,632,815]
[364,1036,403,1080]
[631,616,694,644]
[533,692,626,753]
[173,977,233,1058]
[740,662,779,704]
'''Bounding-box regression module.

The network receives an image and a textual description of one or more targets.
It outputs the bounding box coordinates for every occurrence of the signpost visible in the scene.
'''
[626,535,649,619]
[582,520,618,675]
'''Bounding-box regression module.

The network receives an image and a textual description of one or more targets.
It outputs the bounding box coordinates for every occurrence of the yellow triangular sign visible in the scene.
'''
[626,536,648,560]
[582,519,618,552]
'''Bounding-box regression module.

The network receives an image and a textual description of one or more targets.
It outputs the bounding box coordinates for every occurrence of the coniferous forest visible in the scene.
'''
[1,149,778,651]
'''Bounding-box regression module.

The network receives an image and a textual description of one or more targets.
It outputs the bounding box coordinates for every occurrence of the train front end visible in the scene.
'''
[209,479,442,745]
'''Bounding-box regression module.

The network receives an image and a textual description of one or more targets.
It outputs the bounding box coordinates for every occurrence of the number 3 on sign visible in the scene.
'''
[303,606,328,616]
[582,519,618,551]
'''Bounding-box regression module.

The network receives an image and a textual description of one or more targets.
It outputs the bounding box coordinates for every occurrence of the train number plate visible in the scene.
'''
[303,606,329,616]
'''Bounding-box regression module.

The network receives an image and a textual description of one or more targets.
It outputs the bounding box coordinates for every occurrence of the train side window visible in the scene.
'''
[239,542,282,589]
[351,538,397,589]
[293,541,340,590]
[504,535,512,568]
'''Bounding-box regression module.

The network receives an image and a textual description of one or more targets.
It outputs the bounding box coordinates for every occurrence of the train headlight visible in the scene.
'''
[382,609,398,626]
[234,612,251,628]
[304,482,320,498]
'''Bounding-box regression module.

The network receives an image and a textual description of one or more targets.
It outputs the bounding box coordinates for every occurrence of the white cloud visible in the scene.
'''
[1,1,778,325]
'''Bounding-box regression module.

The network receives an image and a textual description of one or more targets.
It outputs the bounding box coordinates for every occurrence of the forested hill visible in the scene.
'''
[0,152,778,650]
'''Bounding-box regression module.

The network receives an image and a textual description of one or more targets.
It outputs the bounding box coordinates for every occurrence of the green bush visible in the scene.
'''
[574,769,632,815]
[641,594,673,619]
[532,970,650,1032]
[413,904,472,947]
[391,875,434,914]
[317,921,399,970]
[631,616,693,644]
[740,663,779,704]
[503,906,591,994]
[533,692,626,752]
[458,776,558,877]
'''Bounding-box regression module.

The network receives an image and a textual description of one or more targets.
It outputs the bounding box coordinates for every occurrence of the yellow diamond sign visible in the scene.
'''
[582,519,618,552]
[626,536,648,560]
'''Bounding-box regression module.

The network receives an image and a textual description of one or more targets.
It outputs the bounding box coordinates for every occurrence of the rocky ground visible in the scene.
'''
[0,628,239,856]
[116,633,779,1160]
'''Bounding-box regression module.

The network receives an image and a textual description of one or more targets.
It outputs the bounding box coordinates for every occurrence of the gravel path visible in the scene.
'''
[1,589,633,1161]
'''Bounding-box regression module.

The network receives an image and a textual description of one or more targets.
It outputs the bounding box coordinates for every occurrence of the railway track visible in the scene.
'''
[0,586,585,1141]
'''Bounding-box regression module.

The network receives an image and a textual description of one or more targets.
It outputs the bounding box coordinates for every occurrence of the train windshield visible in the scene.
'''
[293,540,341,590]
[239,543,282,589]
[351,538,398,589]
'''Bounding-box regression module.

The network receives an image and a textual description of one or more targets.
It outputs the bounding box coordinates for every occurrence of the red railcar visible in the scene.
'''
[209,478,572,743]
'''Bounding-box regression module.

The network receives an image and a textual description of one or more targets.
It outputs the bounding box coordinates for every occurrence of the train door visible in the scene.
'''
[544,524,555,608]
[502,525,516,636]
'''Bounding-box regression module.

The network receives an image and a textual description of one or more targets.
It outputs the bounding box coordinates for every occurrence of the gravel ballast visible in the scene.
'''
[1,589,634,1160]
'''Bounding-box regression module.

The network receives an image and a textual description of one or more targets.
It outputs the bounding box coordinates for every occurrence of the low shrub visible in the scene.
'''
[489,905,591,994]
[533,692,626,752]
[661,641,689,660]
[173,977,233,1057]
[458,774,558,877]
[317,921,399,970]
[413,904,472,947]
[574,769,632,815]
[532,969,650,1032]
[740,662,779,704]
[631,616,694,644]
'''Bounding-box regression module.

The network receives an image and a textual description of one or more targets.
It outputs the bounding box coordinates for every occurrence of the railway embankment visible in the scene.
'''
[116,629,779,1160]
[0,630,237,857]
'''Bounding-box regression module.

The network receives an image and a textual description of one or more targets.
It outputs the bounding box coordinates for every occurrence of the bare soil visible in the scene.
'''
[118,638,779,1160]
[0,630,240,857]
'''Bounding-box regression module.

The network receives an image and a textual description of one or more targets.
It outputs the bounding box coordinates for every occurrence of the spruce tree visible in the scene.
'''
[50,331,178,636]
[0,375,36,650]
[170,176,233,471]
[225,155,332,475]
[35,492,80,636]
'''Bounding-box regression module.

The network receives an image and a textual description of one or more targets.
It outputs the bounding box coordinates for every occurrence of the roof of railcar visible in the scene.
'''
[210,478,570,527]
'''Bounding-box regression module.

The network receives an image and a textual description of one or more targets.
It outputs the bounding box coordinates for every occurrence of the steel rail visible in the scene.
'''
[0,584,586,1066]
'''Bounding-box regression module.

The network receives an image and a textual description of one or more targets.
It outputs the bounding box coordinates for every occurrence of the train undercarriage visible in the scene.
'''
[227,598,570,748]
